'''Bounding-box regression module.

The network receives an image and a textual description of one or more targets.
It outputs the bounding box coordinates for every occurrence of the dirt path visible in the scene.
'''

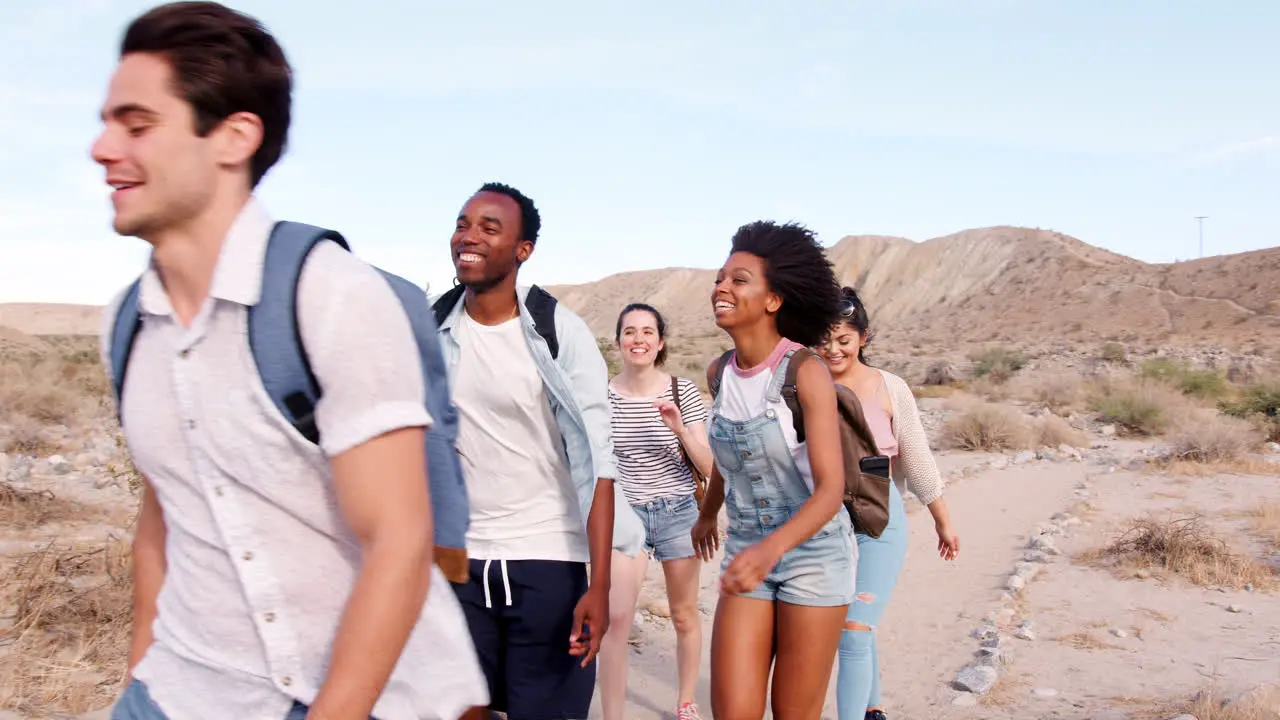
[595,453,1091,719]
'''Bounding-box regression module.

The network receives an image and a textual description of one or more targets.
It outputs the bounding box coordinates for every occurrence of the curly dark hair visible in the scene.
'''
[729,220,841,347]
[478,181,542,245]
[614,302,669,366]
[836,285,872,364]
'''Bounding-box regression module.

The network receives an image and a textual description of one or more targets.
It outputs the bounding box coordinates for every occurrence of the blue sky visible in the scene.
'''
[1,0,1276,305]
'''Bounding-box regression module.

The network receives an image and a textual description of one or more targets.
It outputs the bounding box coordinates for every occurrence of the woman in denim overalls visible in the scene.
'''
[691,220,856,719]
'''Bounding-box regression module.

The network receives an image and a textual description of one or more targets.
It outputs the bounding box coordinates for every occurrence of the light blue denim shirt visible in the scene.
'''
[434,285,645,558]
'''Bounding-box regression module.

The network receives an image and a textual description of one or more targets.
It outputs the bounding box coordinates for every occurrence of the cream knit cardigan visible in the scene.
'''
[875,368,944,506]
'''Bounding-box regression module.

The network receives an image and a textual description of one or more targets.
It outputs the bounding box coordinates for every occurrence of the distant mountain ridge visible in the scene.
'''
[3,226,1278,358]
[545,226,1280,353]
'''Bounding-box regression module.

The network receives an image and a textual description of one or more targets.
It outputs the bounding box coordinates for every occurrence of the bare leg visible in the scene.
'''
[599,549,649,720]
[771,601,849,720]
[662,557,703,707]
[710,594,775,720]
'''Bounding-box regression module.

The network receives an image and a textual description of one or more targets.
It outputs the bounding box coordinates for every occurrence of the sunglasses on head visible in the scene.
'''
[839,297,859,317]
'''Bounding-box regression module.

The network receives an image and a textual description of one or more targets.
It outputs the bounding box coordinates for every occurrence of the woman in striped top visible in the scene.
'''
[598,302,714,720]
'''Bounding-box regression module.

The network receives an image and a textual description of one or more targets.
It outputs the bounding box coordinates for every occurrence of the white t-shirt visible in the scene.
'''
[715,360,815,494]
[452,310,589,562]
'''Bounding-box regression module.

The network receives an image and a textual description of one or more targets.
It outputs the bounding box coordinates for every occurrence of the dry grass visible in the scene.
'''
[1246,501,1280,551]
[0,482,105,530]
[1135,684,1280,720]
[1156,457,1278,477]
[1084,515,1277,590]
[940,400,1031,451]
[0,538,132,716]
[1033,415,1089,448]
[1010,369,1084,412]
[911,384,958,399]
[0,348,111,457]
[978,670,1031,708]
[1053,630,1125,651]
[1164,410,1264,463]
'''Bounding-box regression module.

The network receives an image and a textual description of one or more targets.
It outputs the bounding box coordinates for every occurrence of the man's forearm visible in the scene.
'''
[309,533,432,719]
[586,479,615,589]
[130,484,166,672]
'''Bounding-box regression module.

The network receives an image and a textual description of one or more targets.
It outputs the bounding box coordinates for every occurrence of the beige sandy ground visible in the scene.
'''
[589,445,1280,720]
[3,443,1277,720]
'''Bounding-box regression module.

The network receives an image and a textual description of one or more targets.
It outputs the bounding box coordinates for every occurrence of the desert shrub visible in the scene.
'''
[1089,514,1275,590]
[1010,369,1083,412]
[1089,380,1186,436]
[1221,378,1280,442]
[969,346,1027,383]
[965,376,1009,403]
[596,337,622,377]
[922,360,957,386]
[1034,415,1088,448]
[1164,410,1262,463]
[940,402,1031,451]
[1099,342,1127,363]
[1139,357,1229,400]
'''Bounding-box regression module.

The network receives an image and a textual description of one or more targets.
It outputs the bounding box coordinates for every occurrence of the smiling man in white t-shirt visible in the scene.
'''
[433,183,646,720]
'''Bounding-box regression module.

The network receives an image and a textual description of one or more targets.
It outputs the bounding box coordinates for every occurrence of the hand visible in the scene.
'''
[691,514,719,562]
[720,540,782,596]
[653,399,685,436]
[936,522,960,561]
[569,586,609,667]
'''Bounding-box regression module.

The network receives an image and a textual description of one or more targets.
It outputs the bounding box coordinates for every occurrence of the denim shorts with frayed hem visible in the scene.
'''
[631,493,700,562]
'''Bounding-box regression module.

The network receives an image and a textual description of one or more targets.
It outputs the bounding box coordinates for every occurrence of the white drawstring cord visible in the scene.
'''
[481,558,514,608]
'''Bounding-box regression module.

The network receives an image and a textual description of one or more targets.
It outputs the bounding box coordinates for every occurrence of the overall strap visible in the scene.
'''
[765,349,800,404]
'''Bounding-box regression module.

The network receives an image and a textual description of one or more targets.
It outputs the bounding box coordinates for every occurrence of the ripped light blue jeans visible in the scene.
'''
[836,480,908,717]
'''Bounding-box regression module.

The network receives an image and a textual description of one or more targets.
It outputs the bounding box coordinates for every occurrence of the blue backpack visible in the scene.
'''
[106,221,472,583]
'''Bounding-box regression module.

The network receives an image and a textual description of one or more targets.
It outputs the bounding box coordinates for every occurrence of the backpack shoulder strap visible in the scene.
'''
[707,350,734,398]
[780,347,821,443]
[247,220,350,445]
[431,283,466,328]
[525,284,559,360]
[107,278,144,421]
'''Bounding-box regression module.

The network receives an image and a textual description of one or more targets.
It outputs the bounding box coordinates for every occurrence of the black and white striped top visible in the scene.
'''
[609,376,709,505]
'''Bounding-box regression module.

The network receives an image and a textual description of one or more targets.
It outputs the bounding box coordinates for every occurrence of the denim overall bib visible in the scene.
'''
[708,350,855,607]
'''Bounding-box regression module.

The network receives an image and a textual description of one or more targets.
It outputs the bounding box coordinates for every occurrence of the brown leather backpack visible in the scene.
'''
[708,347,892,538]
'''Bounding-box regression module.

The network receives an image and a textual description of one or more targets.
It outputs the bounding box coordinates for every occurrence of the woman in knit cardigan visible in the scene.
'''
[819,286,961,720]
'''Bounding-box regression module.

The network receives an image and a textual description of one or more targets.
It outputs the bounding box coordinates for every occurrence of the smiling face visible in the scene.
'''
[711,251,780,334]
[617,309,665,369]
[451,190,532,290]
[819,322,864,375]
[90,52,221,242]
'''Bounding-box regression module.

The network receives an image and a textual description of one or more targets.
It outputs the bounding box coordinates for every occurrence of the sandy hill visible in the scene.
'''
[2,227,1276,364]
[0,304,102,337]
[547,226,1280,357]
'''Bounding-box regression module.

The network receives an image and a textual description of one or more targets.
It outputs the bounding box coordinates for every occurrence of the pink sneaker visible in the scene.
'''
[676,702,703,720]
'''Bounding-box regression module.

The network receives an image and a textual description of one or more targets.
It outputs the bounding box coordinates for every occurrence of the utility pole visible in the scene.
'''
[1194,216,1208,258]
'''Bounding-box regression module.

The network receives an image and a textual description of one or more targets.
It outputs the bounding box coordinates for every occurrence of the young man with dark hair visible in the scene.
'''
[432,183,646,720]
[93,3,486,718]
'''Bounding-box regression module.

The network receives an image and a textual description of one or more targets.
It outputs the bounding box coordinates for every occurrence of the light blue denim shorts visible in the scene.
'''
[630,493,699,562]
